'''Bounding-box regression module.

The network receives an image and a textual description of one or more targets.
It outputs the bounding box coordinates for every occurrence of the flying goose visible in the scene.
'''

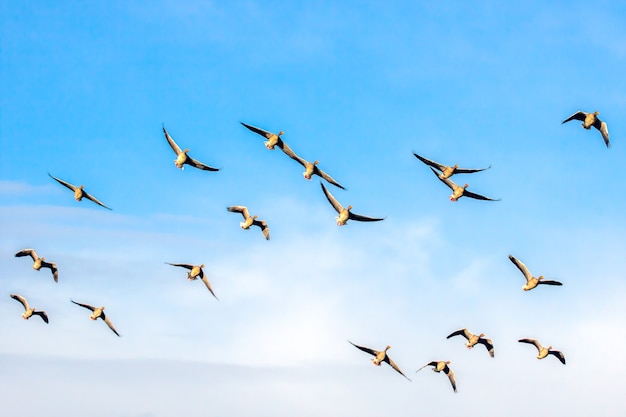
[281,146,345,189]
[413,152,491,179]
[162,126,219,171]
[430,167,499,202]
[48,173,112,210]
[240,122,290,151]
[348,340,411,381]
[508,255,563,291]
[165,262,218,300]
[71,300,120,337]
[10,294,49,323]
[446,328,494,357]
[14,248,59,282]
[518,338,566,364]
[416,361,457,392]
[226,206,270,240]
[562,111,610,148]
[321,183,384,226]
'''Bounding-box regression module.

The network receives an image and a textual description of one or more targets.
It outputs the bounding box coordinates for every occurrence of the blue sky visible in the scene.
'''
[1,1,625,416]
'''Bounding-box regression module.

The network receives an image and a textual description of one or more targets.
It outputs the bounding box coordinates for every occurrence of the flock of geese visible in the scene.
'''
[8,109,609,392]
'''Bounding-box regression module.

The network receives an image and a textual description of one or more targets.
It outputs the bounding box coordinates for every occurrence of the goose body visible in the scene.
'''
[163,126,219,171]
[281,146,345,189]
[562,111,610,148]
[226,206,270,240]
[416,360,457,392]
[508,255,563,291]
[321,183,384,226]
[518,338,566,364]
[446,328,494,357]
[166,262,218,299]
[10,294,49,323]
[48,173,112,210]
[413,152,490,179]
[71,300,120,337]
[15,248,59,282]
[430,167,499,202]
[348,341,411,381]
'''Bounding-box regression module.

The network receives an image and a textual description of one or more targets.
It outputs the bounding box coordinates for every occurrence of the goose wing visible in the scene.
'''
[477,337,495,358]
[40,260,59,282]
[201,275,219,300]
[462,188,500,201]
[443,366,457,393]
[446,328,471,341]
[314,165,346,190]
[592,118,610,148]
[102,313,121,337]
[252,219,270,240]
[518,338,543,352]
[163,126,183,155]
[347,211,385,223]
[185,155,219,171]
[240,122,275,139]
[383,355,412,381]
[81,190,112,210]
[15,248,38,261]
[549,349,566,365]
[33,310,49,324]
[413,153,446,171]
[165,262,194,271]
[10,294,30,311]
[455,164,491,174]
[538,279,563,286]
[416,361,438,373]
[321,183,344,214]
[348,340,379,358]
[508,255,533,282]
[430,167,455,191]
[48,173,78,192]
[562,111,587,124]
[71,300,96,312]
[227,205,251,220]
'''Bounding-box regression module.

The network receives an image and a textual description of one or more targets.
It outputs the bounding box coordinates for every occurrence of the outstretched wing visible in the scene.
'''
[201,275,219,300]
[416,361,438,373]
[314,165,346,190]
[163,126,183,155]
[252,219,270,240]
[102,313,121,337]
[185,156,219,171]
[348,212,385,223]
[165,262,194,271]
[592,118,610,148]
[34,310,49,324]
[240,122,274,139]
[15,248,38,261]
[48,173,78,192]
[443,366,457,393]
[10,294,30,310]
[321,183,344,214]
[462,188,500,201]
[455,165,491,174]
[518,338,543,352]
[348,340,378,358]
[71,300,96,312]
[430,167,455,191]
[413,153,446,171]
[549,350,566,365]
[383,356,411,381]
[508,255,533,282]
[561,111,587,124]
[40,260,59,282]
[446,328,471,341]
[82,190,112,210]
[477,337,495,358]
[227,205,251,220]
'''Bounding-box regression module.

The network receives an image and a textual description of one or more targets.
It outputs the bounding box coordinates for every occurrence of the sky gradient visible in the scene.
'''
[1,1,625,416]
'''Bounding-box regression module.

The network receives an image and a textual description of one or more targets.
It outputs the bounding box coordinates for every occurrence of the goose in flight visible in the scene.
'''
[562,111,610,148]
[162,126,219,171]
[240,122,291,152]
[430,168,499,202]
[71,300,120,337]
[446,328,494,357]
[14,248,59,282]
[508,255,563,291]
[281,146,345,189]
[227,206,270,240]
[413,152,490,179]
[321,183,384,226]
[348,340,411,381]
[518,338,566,364]
[48,173,112,210]
[416,361,457,392]
[165,262,218,300]
[10,294,49,323]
